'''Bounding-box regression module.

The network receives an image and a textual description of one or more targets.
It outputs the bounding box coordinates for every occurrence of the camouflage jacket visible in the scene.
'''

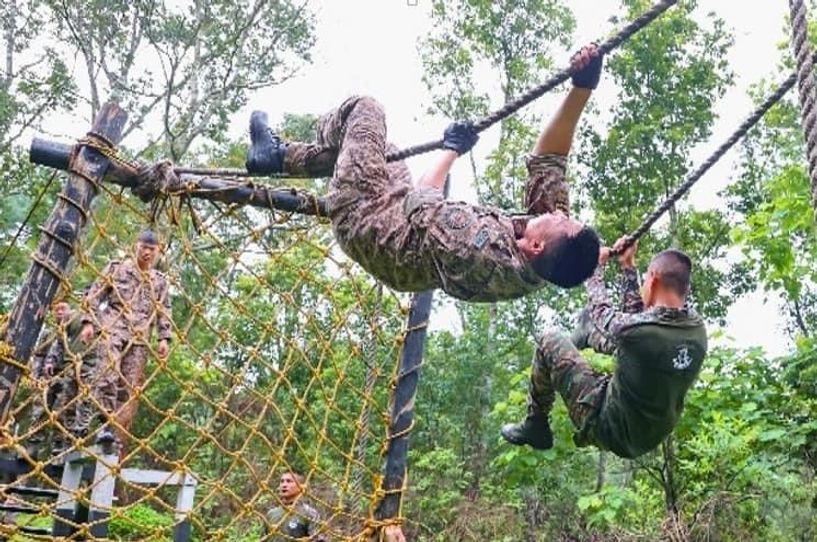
[264,501,325,542]
[82,258,172,344]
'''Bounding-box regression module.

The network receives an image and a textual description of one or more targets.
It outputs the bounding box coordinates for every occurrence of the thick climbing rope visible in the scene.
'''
[612,65,806,254]
[787,0,817,209]
[389,0,679,162]
[174,0,680,177]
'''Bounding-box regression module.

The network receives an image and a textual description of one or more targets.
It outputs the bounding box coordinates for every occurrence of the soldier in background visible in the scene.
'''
[24,299,73,458]
[79,229,172,450]
[45,300,101,453]
[264,471,325,541]
[501,237,708,459]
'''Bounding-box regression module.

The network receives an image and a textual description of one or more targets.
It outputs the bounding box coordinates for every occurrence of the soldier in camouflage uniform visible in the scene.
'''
[38,304,100,454]
[243,46,605,301]
[501,237,708,459]
[78,229,172,447]
[24,300,73,456]
[264,471,326,542]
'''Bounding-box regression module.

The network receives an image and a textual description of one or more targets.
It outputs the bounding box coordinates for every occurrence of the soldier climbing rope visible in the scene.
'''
[3,0,817,540]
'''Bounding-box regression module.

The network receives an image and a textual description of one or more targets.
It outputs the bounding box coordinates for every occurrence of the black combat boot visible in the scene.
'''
[245,110,287,174]
[570,308,593,350]
[500,413,553,450]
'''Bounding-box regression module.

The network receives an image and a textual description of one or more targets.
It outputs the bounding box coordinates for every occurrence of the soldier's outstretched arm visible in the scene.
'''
[415,121,479,190]
[532,87,591,157]
[415,150,458,191]
[531,44,601,157]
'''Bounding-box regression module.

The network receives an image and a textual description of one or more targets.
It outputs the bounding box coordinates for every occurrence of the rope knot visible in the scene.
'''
[133,160,181,203]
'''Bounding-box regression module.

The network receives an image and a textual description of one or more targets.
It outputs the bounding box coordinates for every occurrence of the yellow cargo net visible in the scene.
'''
[1,176,411,541]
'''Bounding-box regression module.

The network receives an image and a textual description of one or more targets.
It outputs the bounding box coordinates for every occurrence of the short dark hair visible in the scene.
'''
[649,249,692,296]
[530,227,600,288]
[137,229,159,246]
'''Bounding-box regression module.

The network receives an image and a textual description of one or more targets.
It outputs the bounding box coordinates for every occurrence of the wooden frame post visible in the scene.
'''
[0,103,128,424]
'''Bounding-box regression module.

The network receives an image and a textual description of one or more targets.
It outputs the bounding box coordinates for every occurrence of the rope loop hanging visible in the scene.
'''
[787,0,817,209]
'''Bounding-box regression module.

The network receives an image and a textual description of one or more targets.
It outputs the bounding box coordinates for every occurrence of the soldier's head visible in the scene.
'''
[643,249,691,308]
[278,471,304,504]
[517,212,600,288]
[51,299,71,323]
[135,229,161,270]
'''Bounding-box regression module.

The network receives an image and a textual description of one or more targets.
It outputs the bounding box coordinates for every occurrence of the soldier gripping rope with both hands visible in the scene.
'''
[501,237,708,459]
[242,44,605,302]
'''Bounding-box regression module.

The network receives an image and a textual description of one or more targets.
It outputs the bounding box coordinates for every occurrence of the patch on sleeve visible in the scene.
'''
[444,207,475,230]
[473,227,490,249]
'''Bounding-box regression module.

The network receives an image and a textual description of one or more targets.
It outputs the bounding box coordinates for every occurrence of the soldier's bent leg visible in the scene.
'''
[327,96,391,205]
[571,308,617,355]
[500,331,569,450]
[114,346,148,444]
[540,330,609,446]
[502,330,608,450]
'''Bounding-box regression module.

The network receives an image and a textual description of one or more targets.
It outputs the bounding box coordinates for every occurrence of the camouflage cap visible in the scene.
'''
[137,229,160,246]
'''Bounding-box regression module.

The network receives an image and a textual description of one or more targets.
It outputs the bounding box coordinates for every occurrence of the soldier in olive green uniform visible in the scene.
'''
[264,472,326,542]
[244,46,606,300]
[79,230,172,447]
[501,237,708,459]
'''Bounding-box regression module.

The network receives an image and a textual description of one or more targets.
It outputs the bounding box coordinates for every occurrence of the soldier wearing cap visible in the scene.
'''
[79,229,172,447]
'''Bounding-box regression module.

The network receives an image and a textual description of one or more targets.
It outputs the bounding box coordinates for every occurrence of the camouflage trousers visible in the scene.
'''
[282,95,413,204]
[26,374,65,445]
[50,359,100,438]
[528,329,610,449]
[26,359,97,452]
[94,335,149,443]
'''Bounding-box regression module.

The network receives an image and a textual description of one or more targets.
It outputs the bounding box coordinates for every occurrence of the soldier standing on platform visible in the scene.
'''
[79,229,172,448]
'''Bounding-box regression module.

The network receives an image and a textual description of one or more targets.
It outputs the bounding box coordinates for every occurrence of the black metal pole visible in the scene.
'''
[375,177,449,529]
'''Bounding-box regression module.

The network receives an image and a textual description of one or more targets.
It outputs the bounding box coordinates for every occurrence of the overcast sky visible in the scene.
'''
[39,1,796,355]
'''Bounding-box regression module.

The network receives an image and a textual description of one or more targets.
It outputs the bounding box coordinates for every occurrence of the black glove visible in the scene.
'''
[442,121,479,155]
[571,45,604,90]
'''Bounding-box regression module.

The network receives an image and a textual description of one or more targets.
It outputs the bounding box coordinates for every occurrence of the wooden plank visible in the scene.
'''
[0,103,128,423]
[174,474,197,542]
[87,453,118,538]
[52,457,83,537]
[119,468,197,487]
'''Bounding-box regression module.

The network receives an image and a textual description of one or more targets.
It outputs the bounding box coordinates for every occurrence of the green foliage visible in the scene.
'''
[580,0,735,321]
[109,503,175,541]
